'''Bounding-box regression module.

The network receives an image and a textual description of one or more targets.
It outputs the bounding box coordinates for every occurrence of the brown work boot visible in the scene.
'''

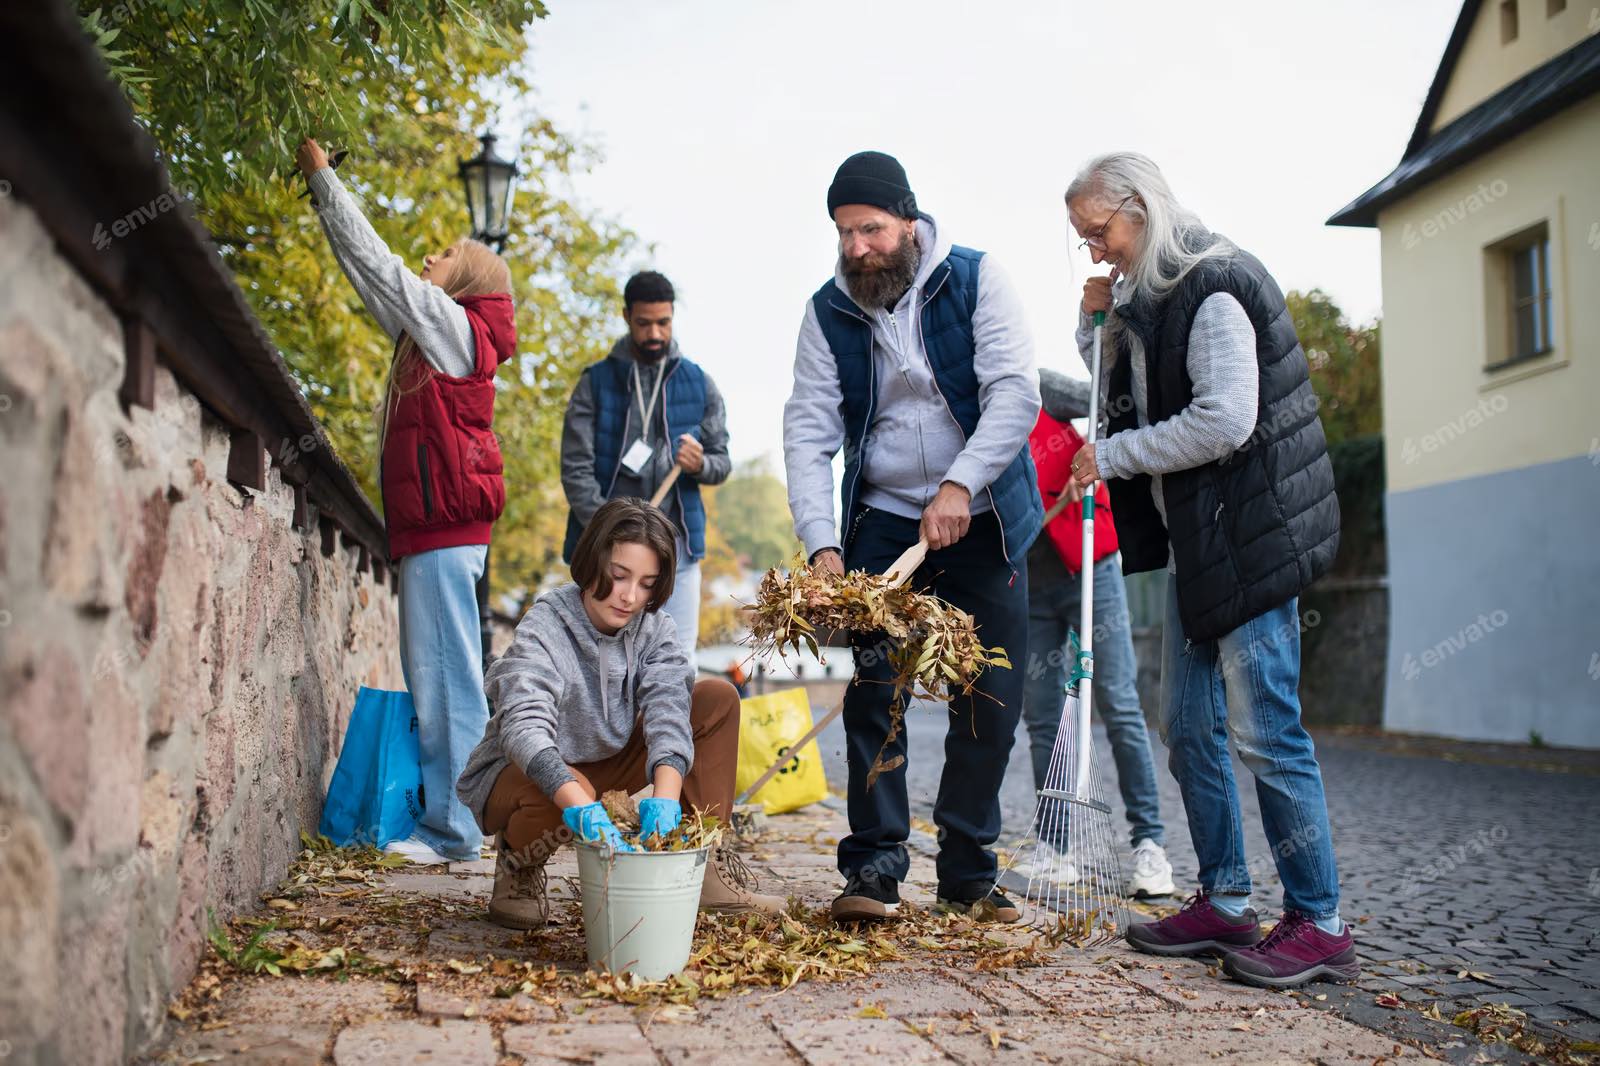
[700,844,785,915]
[488,835,549,930]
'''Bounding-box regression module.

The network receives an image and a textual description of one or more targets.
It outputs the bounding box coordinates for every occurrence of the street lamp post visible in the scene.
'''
[458,132,518,669]
[458,133,517,253]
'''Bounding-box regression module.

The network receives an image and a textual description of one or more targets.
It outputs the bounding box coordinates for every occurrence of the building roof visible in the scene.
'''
[1328,18,1600,228]
[0,0,392,573]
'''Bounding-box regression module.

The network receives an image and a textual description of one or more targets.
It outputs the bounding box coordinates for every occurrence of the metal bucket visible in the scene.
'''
[574,843,708,980]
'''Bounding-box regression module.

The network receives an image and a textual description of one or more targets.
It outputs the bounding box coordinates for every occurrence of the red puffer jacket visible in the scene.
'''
[1028,410,1119,573]
[379,293,516,560]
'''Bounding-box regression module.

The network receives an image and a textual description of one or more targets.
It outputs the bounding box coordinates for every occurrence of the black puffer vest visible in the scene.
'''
[1106,240,1339,642]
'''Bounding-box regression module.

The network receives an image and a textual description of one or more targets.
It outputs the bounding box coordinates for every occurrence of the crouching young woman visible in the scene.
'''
[455,498,784,928]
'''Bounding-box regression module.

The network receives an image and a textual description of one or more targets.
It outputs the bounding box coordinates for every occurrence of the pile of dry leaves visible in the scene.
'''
[1445,1002,1599,1064]
[598,791,723,852]
[747,558,1012,785]
[186,826,1062,1012]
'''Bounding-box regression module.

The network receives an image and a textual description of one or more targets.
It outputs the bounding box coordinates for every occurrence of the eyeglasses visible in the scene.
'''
[1078,194,1134,252]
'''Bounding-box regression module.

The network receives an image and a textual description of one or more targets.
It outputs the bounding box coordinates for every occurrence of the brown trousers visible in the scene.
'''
[484,678,741,857]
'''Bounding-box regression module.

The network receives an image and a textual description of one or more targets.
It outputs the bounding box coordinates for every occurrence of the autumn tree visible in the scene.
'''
[80,0,637,602]
[1289,288,1382,448]
[707,456,802,573]
[696,484,745,647]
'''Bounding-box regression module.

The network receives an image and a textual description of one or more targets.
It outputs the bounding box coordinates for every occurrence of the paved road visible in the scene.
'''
[810,695,1600,1041]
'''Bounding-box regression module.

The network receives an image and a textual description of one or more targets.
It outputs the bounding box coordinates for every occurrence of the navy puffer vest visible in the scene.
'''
[1107,240,1339,642]
[810,246,1042,561]
[561,355,709,562]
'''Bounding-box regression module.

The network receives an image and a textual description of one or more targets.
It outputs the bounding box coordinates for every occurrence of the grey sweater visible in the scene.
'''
[309,167,476,378]
[455,583,694,819]
[783,215,1041,558]
[1075,286,1259,533]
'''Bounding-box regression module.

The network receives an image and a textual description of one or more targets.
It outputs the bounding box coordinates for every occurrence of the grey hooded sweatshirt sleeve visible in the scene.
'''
[1074,295,1257,481]
[455,584,694,819]
[309,166,476,378]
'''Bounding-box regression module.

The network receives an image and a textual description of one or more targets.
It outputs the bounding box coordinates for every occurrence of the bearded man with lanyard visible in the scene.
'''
[561,271,731,664]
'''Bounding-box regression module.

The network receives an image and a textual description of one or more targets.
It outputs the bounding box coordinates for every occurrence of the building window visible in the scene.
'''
[1510,238,1553,358]
[1484,223,1554,371]
[1501,0,1519,41]
[1546,0,1566,14]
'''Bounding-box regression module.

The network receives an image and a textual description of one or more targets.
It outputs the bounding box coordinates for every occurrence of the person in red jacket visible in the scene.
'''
[300,137,516,865]
[1013,369,1173,898]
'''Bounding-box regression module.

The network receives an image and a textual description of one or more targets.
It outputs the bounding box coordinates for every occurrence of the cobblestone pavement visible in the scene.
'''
[814,698,1600,1055]
[141,804,1445,1066]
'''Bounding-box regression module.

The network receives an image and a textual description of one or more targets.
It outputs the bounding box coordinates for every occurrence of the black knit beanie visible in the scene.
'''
[826,151,918,219]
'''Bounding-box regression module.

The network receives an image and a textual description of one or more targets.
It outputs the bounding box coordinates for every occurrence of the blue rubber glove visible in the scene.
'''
[638,798,683,841]
[562,802,635,851]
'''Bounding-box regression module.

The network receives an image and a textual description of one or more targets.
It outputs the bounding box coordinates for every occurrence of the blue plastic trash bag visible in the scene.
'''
[317,686,424,848]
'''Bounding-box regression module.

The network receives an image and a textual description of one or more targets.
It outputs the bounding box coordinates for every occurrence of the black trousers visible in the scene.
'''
[838,506,1029,898]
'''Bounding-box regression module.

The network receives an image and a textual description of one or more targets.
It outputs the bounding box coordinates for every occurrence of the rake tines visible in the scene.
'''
[1003,688,1128,948]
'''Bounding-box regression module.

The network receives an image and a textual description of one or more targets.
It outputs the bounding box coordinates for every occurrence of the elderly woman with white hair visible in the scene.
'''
[1063,152,1353,989]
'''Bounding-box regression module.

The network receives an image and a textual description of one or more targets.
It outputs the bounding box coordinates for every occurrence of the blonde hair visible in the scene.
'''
[377,238,512,443]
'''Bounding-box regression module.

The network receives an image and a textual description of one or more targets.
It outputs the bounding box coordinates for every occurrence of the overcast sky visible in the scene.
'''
[512,0,1461,471]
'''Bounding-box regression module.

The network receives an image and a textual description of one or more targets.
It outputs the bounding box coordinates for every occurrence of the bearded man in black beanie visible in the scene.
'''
[782,151,1043,923]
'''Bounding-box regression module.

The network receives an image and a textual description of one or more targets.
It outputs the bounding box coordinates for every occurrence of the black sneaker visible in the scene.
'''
[937,887,1022,923]
[831,870,901,922]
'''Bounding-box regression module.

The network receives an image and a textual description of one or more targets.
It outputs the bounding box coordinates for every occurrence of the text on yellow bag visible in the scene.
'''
[735,688,829,814]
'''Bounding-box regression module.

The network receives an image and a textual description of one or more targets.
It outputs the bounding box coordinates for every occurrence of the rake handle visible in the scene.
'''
[736,695,846,805]
[882,537,929,589]
[649,464,682,507]
[1074,310,1107,789]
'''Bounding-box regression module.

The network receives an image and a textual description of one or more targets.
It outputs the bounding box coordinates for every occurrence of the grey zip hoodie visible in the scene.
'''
[783,215,1040,558]
[455,583,694,820]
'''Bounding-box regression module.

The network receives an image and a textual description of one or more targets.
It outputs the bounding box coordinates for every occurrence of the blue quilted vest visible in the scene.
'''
[561,354,709,562]
[810,245,1042,562]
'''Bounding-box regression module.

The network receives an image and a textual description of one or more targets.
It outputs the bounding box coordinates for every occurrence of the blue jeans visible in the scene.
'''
[839,508,1027,898]
[1021,552,1164,848]
[661,556,701,670]
[398,544,489,861]
[1158,579,1340,919]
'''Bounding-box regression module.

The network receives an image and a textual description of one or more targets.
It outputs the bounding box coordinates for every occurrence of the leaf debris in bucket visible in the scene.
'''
[594,797,725,852]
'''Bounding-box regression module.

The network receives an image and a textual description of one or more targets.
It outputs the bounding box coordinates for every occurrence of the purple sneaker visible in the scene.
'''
[1222,911,1360,988]
[1125,891,1262,957]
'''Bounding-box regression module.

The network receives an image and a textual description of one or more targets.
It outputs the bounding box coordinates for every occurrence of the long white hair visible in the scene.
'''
[1065,152,1234,346]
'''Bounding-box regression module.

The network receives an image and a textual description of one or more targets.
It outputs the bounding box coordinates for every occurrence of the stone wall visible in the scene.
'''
[0,194,401,1062]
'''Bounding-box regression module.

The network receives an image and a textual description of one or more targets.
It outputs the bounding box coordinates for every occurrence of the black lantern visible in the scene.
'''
[457,133,517,252]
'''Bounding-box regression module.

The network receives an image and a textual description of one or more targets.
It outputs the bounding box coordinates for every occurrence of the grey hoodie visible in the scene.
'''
[455,583,694,821]
[783,215,1040,558]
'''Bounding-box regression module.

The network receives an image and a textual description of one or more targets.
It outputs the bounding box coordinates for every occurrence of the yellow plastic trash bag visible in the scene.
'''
[735,688,829,815]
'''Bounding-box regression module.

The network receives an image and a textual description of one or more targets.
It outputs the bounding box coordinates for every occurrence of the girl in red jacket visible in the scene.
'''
[299,137,516,865]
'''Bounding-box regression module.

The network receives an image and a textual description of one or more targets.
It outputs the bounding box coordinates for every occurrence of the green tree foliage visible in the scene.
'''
[1287,289,1386,576]
[1288,288,1382,448]
[80,0,639,600]
[696,484,744,647]
[707,457,801,573]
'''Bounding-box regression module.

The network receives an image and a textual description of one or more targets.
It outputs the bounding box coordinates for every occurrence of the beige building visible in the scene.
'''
[1330,0,1599,748]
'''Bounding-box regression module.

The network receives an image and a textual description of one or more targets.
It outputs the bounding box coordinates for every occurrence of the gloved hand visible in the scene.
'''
[561,802,635,851]
[638,797,683,841]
